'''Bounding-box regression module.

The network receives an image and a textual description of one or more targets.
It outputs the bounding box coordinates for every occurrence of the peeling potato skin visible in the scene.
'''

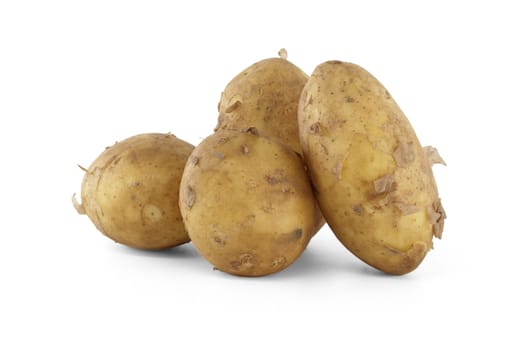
[215,58,308,155]
[298,61,445,275]
[179,130,317,277]
[80,133,194,250]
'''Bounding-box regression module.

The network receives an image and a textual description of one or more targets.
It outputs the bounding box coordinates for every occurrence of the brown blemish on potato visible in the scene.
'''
[216,137,230,145]
[230,253,254,271]
[212,236,226,246]
[393,141,415,167]
[292,151,303,161]
[265,175,280,185]
[401,242,428,271]
[277,228,303,244]
[190,156,200,166]
[265,169,285,185]
[423,146,447,166]
[384,89,391,99]
[376,195,393,208]
[373,174,397,194]
[244,126,259,135]
[407,241,427,260]
[241,144,249,154]
[428,199,446,239]
[326,118,346,130]
[271,256,287,267]
[346,96,355,103]
[308,122,322,135]
[294,228,303,239]
[353,204,363,215]
[186,186,196,209]
[382,241,428,273]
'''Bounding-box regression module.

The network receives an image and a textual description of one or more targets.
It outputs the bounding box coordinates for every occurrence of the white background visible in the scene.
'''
[1,1,524,349]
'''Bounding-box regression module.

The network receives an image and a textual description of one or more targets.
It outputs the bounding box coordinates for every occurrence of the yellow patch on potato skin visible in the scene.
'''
[298,61,445,275]
[179,130,317,277]
[78,133,194,250]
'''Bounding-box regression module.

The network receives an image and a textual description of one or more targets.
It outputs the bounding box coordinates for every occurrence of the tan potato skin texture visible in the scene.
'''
[215,57,308,155]
[215,57,325,232]
[179,130,317,277]
[298,61,445,275]
[80,133,194,250]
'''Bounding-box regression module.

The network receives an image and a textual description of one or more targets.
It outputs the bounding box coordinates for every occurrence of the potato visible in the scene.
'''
[298,61,446,275]
[215,49,325,232]
[73,133,194,250]
[215,49,308,155]
[179,129,317,276]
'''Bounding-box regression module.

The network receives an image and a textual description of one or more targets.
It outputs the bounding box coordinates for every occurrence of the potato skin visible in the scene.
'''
[298,61,445,275]
[215,57,308,155]
[79,133,194,250]
[216,56,325,232]
[179,130,317,276]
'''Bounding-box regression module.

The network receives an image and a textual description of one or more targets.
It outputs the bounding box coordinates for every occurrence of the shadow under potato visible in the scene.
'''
[115,242,201,260]
[112,238,417,279]
[262,245,358,280]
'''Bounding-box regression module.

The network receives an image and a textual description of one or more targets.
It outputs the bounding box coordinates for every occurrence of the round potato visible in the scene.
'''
[215,50,325,232]
[298,61,446,275]
[73,133,194,250]
[179,129,317,276]
[215,50,308,155]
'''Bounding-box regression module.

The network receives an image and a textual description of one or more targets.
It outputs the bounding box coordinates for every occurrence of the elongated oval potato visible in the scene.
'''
[74,133,194,250]
[179,129,317,277]
[215,52,308,155]
[298,61,445,275]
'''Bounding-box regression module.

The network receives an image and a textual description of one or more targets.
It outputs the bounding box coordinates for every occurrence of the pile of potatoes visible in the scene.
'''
[73,49,446,276]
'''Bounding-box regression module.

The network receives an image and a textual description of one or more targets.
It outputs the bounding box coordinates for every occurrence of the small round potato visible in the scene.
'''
[73,133,194,250]
[298,61,446,275]
[215,50,308,155]
[179,129,318,276]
